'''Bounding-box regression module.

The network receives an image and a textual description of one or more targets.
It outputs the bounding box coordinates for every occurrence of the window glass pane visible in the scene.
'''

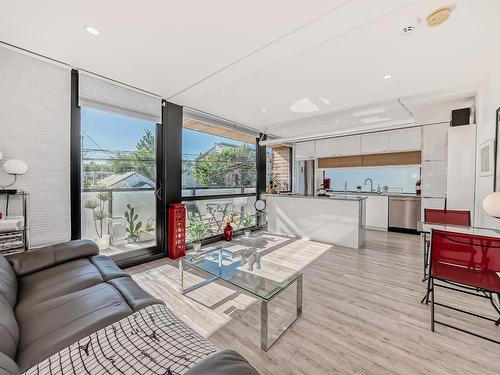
[182,126,256,197]
[183,196,256,242]
[81,108,157,256]
[324,166,420,193]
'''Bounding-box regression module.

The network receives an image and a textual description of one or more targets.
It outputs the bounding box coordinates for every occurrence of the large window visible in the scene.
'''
[182,128,257,197]
[182,117,259,241]
[81,108,157,255]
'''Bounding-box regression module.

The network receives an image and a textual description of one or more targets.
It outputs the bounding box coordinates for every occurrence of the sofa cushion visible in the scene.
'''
[0,352,19,375]
[0,295,18,360]
[15,283,133,372]
[15,258,103,312]
[108,276,163,312]
[0,256,17,308]
[6,240,98,277]
[90,255,129,281]
[185,350,259,375]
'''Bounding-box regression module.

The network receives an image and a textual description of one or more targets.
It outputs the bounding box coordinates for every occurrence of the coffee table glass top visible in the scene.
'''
[183,247,301,301]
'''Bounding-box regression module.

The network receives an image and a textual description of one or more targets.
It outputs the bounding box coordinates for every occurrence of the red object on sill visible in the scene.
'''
[322,178,331,190]
[223,222,233,241]
[168,203,186,259]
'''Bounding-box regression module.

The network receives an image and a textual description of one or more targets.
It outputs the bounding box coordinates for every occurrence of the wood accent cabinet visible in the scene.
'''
[318,151,421,168]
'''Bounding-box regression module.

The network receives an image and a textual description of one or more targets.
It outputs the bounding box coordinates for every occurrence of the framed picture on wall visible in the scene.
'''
[495,107,500,189]
[480,138,494,176]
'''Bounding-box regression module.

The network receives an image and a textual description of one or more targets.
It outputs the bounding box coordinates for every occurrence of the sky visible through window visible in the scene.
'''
[81,108,252,157]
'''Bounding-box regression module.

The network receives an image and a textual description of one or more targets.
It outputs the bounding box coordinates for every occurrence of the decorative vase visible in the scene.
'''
[193,242,202,252]
[95,235,110,250]
[223,222,233,241]
[244,229,251,237]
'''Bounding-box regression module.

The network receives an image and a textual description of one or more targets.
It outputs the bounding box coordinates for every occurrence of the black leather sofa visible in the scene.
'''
[0,240,258,375]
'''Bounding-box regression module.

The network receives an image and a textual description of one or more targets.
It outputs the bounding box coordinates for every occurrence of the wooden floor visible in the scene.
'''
[127,231,500,375]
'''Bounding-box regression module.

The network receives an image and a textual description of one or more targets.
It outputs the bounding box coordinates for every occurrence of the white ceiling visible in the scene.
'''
[1,0,499,136]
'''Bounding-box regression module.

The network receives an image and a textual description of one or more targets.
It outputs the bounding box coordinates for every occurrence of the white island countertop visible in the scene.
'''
[262,194,366,249]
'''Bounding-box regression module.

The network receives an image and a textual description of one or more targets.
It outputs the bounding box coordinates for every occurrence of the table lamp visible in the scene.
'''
[0,152,28,189]
[482,192,500,218]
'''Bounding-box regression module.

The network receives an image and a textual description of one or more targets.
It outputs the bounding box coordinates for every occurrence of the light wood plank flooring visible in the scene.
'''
[127,231,500,374]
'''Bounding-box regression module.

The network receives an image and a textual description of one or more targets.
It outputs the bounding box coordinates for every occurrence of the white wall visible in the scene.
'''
[474,68,500,228]
[0,46,71,246]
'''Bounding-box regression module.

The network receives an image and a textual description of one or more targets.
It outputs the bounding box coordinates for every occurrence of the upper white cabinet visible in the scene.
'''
[295,141,315,159]
[315,138,337,158]
[422,123,448,161]
[336,135,361,155]
[388,128,421,152]
[361,133,389,154]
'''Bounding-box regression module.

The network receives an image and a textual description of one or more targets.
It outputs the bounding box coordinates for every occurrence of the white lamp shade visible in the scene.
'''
[482,192,500,218]
[3,159,28,175]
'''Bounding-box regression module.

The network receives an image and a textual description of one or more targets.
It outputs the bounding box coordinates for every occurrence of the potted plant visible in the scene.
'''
[137,218,155,242]
[241,212,255,237]
[124,204,142,242]
[84,191,111,250]
[187,217,207,252]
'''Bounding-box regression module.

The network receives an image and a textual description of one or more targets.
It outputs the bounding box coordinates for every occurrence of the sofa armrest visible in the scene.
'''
[6,240,99,277]
[0,352,19,375]
[185,350,259,375]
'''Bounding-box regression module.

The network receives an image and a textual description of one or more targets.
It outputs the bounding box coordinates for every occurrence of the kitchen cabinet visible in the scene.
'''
[337,135,361,155]
[447,125,476,212]
[388,128,421,151]
[361,133,389,154]
[421,161,446,198]
[365,195,389,231]
[422,123,448,161]
[295,141,315,159]
[315,138,337,158]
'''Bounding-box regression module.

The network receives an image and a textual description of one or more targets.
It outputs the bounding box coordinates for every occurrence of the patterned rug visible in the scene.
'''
[24,304,217,375]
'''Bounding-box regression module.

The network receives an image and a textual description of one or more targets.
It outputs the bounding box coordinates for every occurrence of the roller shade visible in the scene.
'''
[78,72,163,124]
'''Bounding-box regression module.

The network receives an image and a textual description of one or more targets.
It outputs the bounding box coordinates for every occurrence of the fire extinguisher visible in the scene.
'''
[415,179,421,196]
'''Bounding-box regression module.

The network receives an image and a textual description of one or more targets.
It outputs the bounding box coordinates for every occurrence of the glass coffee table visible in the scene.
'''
[179,247,303,351]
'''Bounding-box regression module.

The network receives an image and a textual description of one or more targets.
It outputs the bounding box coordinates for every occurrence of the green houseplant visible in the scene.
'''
[241,212,255,237]
[137,218,155,242]
[83,190,111,249]
[124,204,142,242]
[187,217,207,252]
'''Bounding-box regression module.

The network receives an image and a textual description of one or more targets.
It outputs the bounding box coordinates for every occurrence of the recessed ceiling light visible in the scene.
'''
[261,109,268,112]
[84,25,100,36]
[383,74,392,80]
[335,120,340,123]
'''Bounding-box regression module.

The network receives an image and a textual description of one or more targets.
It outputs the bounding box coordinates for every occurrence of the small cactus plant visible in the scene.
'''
[124,204,142,241]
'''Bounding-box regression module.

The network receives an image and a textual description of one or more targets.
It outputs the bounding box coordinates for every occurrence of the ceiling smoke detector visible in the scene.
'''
[400,18,420,36]
[427,7,452,27]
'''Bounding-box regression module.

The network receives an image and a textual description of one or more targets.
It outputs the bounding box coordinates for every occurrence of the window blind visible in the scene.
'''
[78,72,162,124]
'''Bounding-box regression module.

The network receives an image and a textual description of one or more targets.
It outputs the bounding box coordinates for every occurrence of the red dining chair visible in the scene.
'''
[428,229,500,343]
[422,209,471,282]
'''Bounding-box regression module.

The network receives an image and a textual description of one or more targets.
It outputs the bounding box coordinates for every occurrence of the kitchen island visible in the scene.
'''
[263,194,367,249]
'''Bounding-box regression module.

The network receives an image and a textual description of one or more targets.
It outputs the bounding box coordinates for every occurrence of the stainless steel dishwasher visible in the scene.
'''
[388,196,421,233]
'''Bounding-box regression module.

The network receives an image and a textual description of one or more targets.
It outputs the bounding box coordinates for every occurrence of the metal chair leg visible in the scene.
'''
[421,270,432,304]
[430,278,435,332]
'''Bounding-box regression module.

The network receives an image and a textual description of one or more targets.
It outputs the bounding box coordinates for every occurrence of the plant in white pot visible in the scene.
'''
[241,212,255,237]
[84,190,111,250]
[187,217,207,252]
[137,218,155,242]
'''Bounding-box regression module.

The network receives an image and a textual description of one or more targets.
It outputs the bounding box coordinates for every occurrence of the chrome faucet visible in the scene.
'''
[364,178,374,192]
[344,181,347,193]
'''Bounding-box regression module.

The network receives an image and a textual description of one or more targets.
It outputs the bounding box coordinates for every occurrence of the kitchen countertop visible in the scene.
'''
[330,191,420,198]
[262,193,367,202]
